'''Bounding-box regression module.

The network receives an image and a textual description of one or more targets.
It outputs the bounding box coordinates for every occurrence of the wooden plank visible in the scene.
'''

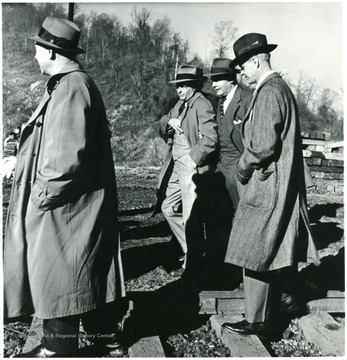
[199,297,217,314]
[200,290,343,300]
[313,132,325,140]
[199,290,245,314]
[327,290,345,298]
[298,313,345,356]
[217,298,245,314]
[302,139,344,150]
[200,290,344,314]
[210,315,271,357]
[200,289,244,299]
[325,141,344,149]
[302,139,328,147]
[23,317,42,353]
[305,157,323,166]
[311,171,343,180]
[322,132,332,141]
[307,298,345,313]
[303,149,344,161]
[309,165,344,173]
[128,336,166,357]
[321,159,344,167]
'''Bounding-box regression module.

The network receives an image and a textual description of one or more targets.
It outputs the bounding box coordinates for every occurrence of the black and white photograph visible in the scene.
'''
[2,1,344,357]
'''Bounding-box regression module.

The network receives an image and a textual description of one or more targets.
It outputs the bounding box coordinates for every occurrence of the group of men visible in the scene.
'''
[156,33,320,337]
[3,16,320,357]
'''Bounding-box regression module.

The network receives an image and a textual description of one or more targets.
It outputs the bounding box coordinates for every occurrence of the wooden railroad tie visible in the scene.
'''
[201,290,345,357]
[199,289,345,315]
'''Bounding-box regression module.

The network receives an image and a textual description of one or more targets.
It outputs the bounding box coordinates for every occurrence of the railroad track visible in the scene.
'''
[22,289,344,357]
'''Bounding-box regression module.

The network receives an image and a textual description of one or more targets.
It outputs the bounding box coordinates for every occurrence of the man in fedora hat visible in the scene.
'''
[202,58,252,288]
[154,65,218,278]
[4,17,126,357]
[221,33,320,338]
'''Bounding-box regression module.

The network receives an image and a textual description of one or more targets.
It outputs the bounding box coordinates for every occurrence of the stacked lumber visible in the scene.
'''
[302,132,344,193]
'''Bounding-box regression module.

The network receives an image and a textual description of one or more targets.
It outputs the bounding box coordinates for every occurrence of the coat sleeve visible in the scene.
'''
[236,84,284,184]
[31,74,91,211]
[159,113,172,138]
[189,99,218,166]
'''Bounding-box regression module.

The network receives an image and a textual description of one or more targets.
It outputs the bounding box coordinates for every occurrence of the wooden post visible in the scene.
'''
[68,3,74,21]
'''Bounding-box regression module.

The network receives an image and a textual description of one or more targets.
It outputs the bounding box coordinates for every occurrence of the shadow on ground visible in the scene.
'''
[120,220,171,241]
[121,240,177,280]
[117,199,344,347]
[308,203,343,223]
[123,276,210,347]
[299,247,344,300]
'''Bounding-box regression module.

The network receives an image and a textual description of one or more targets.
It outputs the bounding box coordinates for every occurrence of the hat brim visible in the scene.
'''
[29,35,85,54]
[169,77,207,84]
[231,44,277,66]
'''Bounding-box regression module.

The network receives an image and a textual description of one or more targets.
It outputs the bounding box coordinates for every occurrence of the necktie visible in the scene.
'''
[178,101,186,116]
[220,96,226,119]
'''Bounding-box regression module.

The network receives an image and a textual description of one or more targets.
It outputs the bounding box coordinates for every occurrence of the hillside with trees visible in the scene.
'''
[2,3,343,166]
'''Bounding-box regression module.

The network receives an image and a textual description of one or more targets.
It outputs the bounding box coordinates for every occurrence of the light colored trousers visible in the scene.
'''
[243,268,281,323]
[161,153,198,268]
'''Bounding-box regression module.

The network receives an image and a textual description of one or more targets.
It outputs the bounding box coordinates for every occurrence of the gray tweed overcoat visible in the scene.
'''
[225,72,320,271]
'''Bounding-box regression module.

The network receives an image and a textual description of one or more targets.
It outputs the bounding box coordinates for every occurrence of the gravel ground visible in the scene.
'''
[3,167,344,357]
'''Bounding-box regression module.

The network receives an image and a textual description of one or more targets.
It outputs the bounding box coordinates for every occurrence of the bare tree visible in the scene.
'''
[210,20,238,58]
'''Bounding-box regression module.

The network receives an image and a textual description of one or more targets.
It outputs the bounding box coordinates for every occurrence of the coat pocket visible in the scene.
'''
[239,164,277,211]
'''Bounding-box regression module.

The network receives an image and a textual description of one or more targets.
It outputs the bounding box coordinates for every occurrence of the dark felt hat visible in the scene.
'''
[207,58,240,81]
[169,65,207,84]
[231,33,277,66]
[29,17,85,54]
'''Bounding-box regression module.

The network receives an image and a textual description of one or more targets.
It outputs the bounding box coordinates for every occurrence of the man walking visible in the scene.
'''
[222,33,320,338]
[4,17,125,357]
[155,65,218,277]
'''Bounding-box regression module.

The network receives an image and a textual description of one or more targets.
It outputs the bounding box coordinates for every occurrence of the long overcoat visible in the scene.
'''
[225,72,320,271]
[4,62,125,319]
[153,91,218,215]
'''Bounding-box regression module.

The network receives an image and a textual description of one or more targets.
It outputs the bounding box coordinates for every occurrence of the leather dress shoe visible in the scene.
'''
[14,344,70,358]
[169,267,185,277]
[97,340,128,357]
[222,319,278,339]
[280,294,304,314]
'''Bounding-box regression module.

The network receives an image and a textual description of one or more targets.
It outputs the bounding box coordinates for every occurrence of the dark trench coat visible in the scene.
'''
[4,62,125,319]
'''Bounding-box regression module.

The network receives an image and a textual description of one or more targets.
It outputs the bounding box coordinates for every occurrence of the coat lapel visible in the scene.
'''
[241,72,281,137]
[26,90,51,126]
[223,86,244,137]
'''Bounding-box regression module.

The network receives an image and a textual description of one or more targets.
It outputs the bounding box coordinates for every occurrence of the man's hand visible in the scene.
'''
[2,156,17,179]
[168,118,183,134]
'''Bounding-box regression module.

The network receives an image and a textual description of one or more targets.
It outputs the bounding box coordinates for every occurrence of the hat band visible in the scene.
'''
[236,43,264,56]
[176,73,199,81]
[211,67,230,74]
[38,27,78,50]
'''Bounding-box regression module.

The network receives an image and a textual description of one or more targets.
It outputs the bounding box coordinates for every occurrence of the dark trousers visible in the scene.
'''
[42,302,122,353]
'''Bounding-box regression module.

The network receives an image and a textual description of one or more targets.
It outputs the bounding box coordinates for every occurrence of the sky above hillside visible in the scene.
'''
[77,1,344,106]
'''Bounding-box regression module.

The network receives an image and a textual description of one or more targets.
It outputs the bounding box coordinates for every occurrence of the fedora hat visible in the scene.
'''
[29,17,85,54]
[208,58,240,81]
[169,65,207,84]
[231,33,277,66]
